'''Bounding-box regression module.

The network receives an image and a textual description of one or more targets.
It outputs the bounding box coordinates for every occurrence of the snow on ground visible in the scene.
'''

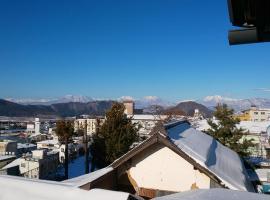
[68,156,90,179]
[154,188,269,200]
[0,175,131,200]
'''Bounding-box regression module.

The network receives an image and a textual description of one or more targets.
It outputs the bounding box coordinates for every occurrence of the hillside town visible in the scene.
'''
[0,99,270,199]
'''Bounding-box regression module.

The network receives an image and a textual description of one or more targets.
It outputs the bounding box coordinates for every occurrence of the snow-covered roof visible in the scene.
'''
[0,175,132,200]
[37,139,59,145]
[1,158,20,170]
[63,167,114,187]
[255,169,270,182]
[17,143,36,149]
[195,119,270,134]
[237,121,270,134]
[153,188,269,200]
[165,121,254,192]
[0,155,15,162]
[127,114,168,121]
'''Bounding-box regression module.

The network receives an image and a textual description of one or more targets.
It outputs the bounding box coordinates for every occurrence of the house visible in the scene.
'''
[64,120,254,199]
[128,115,169,136]
[0,155,16,171]
[0,140,17,156]
[236,105,270,122]
[17,143,37,156]
[0,175,140,200]
[2,149,59,180]
[153,188,269,200]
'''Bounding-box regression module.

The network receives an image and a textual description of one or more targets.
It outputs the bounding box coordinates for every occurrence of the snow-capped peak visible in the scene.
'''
[203,95,239,103]
[200,95,270,112]
[57,95,92,103]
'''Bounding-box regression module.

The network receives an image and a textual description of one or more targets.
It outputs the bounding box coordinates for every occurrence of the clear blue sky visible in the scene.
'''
[0,0,269,101]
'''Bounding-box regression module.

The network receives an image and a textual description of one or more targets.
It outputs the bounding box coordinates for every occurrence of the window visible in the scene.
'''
[261,112,266,115]
[254,112,258,115]
[21,163,26,168]
[61,148,64,152]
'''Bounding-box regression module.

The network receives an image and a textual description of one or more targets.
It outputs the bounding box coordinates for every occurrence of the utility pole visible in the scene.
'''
[84,120,89,174]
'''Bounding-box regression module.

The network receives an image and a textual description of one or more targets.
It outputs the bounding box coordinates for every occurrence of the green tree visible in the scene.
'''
[207,104,254,157]
[55,120,74,179]
[91,103,138,170]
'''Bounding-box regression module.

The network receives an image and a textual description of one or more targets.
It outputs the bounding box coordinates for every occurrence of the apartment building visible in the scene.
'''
[2,149,59,180]
[74,118,105,136]
[237,106,270,122]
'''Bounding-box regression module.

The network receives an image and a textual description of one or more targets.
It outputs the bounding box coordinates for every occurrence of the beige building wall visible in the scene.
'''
[74,118,105,136]
[249,109,270,122]
[123,101,134,115]
[128,144,210,192]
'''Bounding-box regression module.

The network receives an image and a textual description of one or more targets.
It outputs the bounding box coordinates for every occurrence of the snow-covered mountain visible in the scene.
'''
[136,96,174,109]
[50,95,93,104]
[6,94,270,112]
[199,95,270,112]
[5,95,93,105]
[119,96,174,109]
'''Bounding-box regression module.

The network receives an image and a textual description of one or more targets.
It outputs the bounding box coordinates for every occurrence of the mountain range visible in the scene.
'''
[0,98,211,118]
[6,95,270,112]
[0,99,114,118]
[5,95,93,105]
[2,95,270,117]
[200,95,270,112]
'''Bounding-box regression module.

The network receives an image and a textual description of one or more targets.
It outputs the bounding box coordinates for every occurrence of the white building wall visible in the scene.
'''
[129,144,210,192]
[35,118,40,134]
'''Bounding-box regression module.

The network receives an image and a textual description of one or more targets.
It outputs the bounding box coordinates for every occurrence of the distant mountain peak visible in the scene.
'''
[203,95,240,103]
[56,95,93,103]
[4,95,93,105]
[199,95,270,112]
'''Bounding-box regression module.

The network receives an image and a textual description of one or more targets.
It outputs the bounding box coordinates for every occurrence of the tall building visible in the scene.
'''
[35,118,41,134]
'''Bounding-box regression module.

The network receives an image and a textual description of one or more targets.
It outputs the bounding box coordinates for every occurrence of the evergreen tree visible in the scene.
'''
[207,104,254,157]
[91,103,138,169]
[55,120,74,179]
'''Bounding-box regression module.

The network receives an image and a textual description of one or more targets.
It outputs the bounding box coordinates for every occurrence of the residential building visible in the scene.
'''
[26,118,41,136]
[236,106,270,122]
[74,118,105,136]
[36,139,78,163]
[17,143,37,156]
[36,139,59,150]
[249,168,270,194]
[26,123,35,134]
[2,149,59,180]
[64,120,254,199]
[127,114,168,136]
[0,155,16,169]
[0,140,37,158]
[236,110,252,121]
[0,140,17,156]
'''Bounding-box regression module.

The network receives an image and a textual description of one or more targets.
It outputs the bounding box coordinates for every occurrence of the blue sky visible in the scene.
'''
[0,0,269,101]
